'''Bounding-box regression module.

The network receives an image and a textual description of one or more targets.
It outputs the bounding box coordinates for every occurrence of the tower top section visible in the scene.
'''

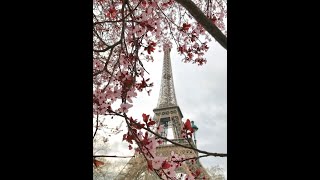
[155,44,178,109]
[163,43,171,52]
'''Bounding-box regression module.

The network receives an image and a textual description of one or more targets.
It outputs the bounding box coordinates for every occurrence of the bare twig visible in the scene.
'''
[93,113,99,139]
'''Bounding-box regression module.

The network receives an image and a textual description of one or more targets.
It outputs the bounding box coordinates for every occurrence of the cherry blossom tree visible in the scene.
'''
[93,0,227,179]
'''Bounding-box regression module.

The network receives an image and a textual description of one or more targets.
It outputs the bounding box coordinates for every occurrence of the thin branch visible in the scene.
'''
[173,154,210,163]
[93,27,108,47]
[93,46,114,77]
[93,113,99,139]
[144,126,227,157]
[93,40,121,52]
[102,60,119,92]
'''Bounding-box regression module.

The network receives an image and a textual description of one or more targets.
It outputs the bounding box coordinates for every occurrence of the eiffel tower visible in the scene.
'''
[115,44,211,179]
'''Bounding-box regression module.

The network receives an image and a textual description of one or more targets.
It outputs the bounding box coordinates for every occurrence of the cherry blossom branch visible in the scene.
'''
[93,0,142,26]
[157,2,206,46]
[93,44,116,77]
[122,115,164,179]
[93,40,121,52]
[156,3,180,28]
[124,115,154,159]
[109,110,227,157]
[155,2,207,62]
[174,0,227,50]
[164,17,188,61]
[121,110,174,179]
[132,34,150,75]
[155,5,180,48]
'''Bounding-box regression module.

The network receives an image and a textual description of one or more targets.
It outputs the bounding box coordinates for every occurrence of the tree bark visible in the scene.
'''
[175,0,227,50]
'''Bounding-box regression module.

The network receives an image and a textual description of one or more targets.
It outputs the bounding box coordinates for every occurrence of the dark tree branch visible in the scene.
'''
[102,60,119,92]
[93,113,99,139]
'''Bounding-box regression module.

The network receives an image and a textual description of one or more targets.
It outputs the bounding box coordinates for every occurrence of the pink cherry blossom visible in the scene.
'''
[151,156,166,169]
[119,103,133,113]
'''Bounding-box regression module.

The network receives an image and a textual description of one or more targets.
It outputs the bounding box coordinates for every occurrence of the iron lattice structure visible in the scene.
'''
[115,45,211,180]
[156,44,178,109]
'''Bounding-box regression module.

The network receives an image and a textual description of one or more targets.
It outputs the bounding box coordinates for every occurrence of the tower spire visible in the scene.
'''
[155,44,178,109]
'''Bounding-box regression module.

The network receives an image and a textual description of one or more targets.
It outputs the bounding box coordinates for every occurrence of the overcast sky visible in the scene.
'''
[101,39,227,178]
